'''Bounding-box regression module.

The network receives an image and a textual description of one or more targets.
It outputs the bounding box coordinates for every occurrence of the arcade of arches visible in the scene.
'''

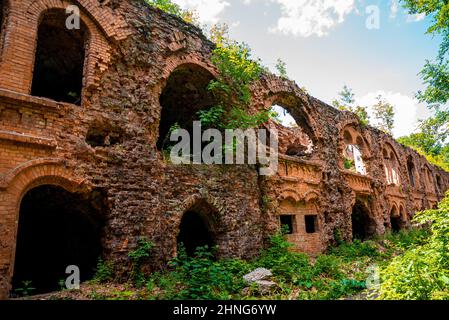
[1,1,449,300]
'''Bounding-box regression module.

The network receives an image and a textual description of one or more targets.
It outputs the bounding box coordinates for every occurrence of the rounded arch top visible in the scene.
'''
[383,141,401,162]
[153,54,218,97]
[1,159,88,205]
[25,0,130,41]
[264,90,317,144]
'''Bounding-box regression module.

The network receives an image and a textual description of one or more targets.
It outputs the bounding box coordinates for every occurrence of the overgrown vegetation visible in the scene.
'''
[398,0,449,171]
[128,239,155,287]
[144,0,198,24]
[198,24,274,131]
[76,227,430,301]
[379,192,449,300]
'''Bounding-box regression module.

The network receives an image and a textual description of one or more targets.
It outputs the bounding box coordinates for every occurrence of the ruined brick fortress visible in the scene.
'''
[0,0,448,298]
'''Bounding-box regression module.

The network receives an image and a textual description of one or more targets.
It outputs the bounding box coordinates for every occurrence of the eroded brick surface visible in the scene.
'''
[0,0,448,298]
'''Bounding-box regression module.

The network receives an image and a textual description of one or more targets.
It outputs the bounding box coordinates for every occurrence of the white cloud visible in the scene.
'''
[406,12,426,22]
[356,91,420,138]
[269,0,356,37]
[173,0,230,24]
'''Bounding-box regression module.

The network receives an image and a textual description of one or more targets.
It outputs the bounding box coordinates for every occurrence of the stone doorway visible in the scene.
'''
[351,200,375,241]
[177,210,215,257]
[11,185,104,296]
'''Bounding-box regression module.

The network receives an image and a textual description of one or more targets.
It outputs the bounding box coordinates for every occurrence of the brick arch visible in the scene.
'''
[25,0,130,41]
[0,160,87,298]
[171,193,227,257]
[0,0,114,93]
[264,91,317,141]
[341,125,371,156]
[278,189,302,202]
[153,54,218,98]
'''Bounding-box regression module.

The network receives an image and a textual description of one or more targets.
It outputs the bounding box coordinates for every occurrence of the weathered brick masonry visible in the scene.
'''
[0,0,448,298]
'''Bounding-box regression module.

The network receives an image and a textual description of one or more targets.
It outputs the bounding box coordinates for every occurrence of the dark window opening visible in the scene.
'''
[177,210,215,257]
[31,10,88,105]
[280,215,295,234]
[436,175,442,193]
[305,215,318,234]
[86,123,124,148]
[157,64,215,151]
[286,144,308,157]
[12,185,105,296]
[351,200,375,241]
[407,158,415,188]
[390,216,401,233]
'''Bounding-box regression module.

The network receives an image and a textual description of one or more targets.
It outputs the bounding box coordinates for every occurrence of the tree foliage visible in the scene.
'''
[332,85,370,126]
[144,0,198,24]
[379,193,449,300]
[373,95,395,135]
[197,24,274,130]
[402,0,449,105]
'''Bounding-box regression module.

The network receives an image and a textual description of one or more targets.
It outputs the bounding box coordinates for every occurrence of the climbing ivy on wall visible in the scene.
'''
[198,24,275,130]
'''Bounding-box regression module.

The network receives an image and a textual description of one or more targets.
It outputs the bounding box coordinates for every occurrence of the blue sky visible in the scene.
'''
[172,0,443,137]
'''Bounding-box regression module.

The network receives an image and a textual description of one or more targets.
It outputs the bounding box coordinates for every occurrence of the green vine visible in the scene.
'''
[197,24,275,130]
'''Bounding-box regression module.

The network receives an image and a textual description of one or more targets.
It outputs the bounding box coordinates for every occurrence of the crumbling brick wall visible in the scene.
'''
[0,0,448,298]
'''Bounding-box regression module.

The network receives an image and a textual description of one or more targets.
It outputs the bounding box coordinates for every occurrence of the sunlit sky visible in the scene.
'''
[171,0,445,138]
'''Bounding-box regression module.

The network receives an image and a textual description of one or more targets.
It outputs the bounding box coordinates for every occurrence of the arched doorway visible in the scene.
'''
[12,185,104,295]
[390,206,401,233]
[351,200,375,241]
[157,64,215,150]
[31,9,89,104]
[177,200,217,257]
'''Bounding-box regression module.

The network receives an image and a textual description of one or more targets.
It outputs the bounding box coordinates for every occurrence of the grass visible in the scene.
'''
[80,228,430,301]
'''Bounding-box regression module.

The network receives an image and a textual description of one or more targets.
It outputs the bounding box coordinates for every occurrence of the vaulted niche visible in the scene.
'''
[390,206,401,233]
[351,200,376,241]
[177,200,217,257]
[436,174,442,193]
[407,156,416,188]
[342,127,368,175]
[31,9,89,105]
[157,64,215,151]
[268,95,315,157]
[383,144,400,186]
[424,165,435,193]
[12,186,105,296]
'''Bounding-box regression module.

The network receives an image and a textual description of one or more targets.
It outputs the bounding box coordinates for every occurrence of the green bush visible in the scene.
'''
[93,258,114,284]
[379,194,449,300]
[329,240,380,261]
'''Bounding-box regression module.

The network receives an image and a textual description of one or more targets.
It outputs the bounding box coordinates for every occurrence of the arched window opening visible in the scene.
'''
[270,103,314,157]
[177,201,217,257]
[342,128,367,175]
[407,157,416,188]
[12,185,105,296]
[351,200,375,241]
[424,166,435,193]
[271,105,298,128]
[436,174,442,193]
[383,145,400,185]
[157,64,215,151]
[31,9,89,105]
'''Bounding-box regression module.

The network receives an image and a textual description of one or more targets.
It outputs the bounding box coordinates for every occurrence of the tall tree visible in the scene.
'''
[373,95,395,135]
[402,0,449,105]
[332,85,370,126]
